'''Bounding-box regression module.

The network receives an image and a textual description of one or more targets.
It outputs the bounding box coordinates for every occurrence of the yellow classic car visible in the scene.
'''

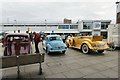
[65,36,109,54]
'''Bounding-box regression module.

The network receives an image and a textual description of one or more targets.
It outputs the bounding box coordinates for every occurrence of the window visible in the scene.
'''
[14,25,24,27]
[70,25,78,29]
[101,22,110,29]
[25,25,35,27]
[48,25,58,26]
[36,25,46,27]
[49,36,62,41]
[101,32,107,39]
[58,26,63,29]
[117,12,120,18]
[83,22,92,29]
[4,25,13,27]
[58,25,69,29]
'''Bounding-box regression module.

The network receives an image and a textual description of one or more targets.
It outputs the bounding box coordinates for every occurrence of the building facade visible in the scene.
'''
[1,20,111,38]
[78,20,111,38]
[1,23,79,34]
[116,1,120,23]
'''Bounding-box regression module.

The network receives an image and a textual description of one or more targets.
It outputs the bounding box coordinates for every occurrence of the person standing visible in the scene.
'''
[33,32,40,53]
[29,32,33,44]
[18,30,20,33]
[61,33,65,43]
[26,31,28,33]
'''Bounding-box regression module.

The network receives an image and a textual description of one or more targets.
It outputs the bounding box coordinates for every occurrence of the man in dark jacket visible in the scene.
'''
[33,32,40,53]
[29,32,33,44]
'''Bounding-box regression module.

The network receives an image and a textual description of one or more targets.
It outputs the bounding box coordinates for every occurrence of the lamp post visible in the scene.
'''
[116,1,120,24]
[45,19,47,33]
[14,20,17,33]
[7,18,9,24]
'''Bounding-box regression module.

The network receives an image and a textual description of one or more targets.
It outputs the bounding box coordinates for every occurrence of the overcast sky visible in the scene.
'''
[0,0,119,24]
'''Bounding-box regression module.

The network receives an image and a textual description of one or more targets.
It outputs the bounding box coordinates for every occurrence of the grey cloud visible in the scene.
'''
[2,2,116,23]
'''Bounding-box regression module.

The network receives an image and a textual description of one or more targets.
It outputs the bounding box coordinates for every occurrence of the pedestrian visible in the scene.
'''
[14,30,16,33]
[29,32,33,44]
[61,33,65,43]
[26,31,28,33]
[7,37,12,56]
[33,32,40,53]
[70,34,73,37]
[67,34,73,40]
[18,30,20,33]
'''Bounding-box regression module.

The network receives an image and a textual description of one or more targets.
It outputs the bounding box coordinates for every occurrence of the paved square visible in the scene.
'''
[0,43,119,79]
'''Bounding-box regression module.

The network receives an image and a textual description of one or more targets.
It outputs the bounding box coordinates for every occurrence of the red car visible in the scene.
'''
[2,33,32,56]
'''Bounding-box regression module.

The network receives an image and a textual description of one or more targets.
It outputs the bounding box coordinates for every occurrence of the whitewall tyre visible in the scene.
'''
[81,44,89,54]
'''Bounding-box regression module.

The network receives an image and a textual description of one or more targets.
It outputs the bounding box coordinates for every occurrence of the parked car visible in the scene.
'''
[65,36,109,54]
[0,32,8,43]
[2,33,32,56]
[42,35,67,54]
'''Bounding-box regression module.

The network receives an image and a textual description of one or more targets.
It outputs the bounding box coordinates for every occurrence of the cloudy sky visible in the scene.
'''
[0,0,119,24]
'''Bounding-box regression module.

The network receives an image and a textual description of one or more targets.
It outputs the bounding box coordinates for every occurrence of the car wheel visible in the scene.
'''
[62,51,66,54]
[81,44,90,54]
[97,50,104,53]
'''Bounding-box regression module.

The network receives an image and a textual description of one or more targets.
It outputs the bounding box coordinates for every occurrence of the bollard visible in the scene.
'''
[39,54,42,75]
[16,56,20,78]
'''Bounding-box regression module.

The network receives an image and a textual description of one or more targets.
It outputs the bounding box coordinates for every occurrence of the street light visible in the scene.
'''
[7,18,9,24]
[45,19,47,32]
[116,1,120,23]
[14,20,17,33]
[116,1,119,4]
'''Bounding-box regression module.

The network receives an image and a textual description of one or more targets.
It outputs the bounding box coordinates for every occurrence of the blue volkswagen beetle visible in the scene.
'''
[42,35,67,54]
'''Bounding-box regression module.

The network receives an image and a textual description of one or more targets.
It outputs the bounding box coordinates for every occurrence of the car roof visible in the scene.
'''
[6,33,29,37]
[47,35,60,38]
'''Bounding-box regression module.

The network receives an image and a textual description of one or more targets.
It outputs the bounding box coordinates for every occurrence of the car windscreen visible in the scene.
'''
[49,36,62,41]
[6,35,28,42]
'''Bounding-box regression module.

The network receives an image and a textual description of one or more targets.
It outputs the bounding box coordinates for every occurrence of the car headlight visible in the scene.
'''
[65,47,67,49]
[91,44,96,47]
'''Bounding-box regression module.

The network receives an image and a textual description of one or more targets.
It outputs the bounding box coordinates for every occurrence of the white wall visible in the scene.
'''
[108,24,120,47]
[2,25,79,33]
[117,2,120,13]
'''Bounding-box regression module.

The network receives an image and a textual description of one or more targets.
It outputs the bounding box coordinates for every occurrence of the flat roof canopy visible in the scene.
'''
[44,30,79,33]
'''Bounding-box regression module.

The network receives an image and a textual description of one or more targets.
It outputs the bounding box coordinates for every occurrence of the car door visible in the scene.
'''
[44,37,49,50]
[74,37,83,48]
[42,37,47,49]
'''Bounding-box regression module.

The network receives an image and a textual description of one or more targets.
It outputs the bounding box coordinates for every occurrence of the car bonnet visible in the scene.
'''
[49,40,65,47]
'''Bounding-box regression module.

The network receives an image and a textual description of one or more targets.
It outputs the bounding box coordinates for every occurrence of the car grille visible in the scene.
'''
[96,44,106,47]
[55,46,64,49]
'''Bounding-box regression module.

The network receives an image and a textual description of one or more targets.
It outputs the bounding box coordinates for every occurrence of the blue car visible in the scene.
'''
[42,35,67,54]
